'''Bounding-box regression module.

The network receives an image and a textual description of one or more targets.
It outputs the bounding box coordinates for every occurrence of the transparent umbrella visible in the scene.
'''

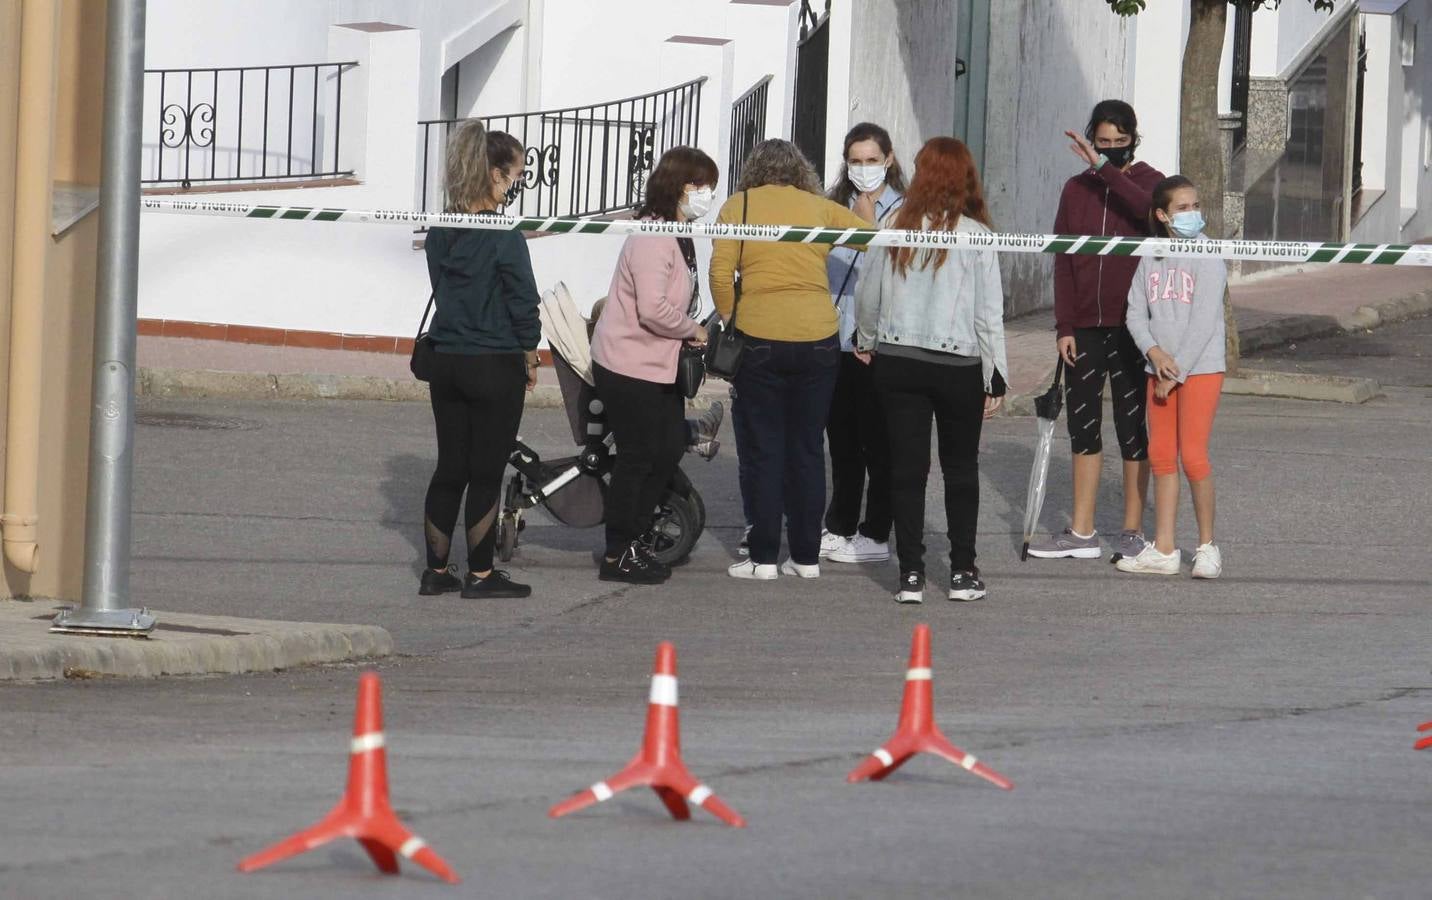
[1020,360,1064,562]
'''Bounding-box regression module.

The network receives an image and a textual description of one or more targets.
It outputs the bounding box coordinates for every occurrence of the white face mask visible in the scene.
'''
[680,186,715,220]
[848,163,887,194]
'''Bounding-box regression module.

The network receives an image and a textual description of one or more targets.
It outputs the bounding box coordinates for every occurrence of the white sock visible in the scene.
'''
[1071,529,1095,540]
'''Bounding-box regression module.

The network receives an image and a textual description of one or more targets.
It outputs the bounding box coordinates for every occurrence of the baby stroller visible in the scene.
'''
[493,283,708,566]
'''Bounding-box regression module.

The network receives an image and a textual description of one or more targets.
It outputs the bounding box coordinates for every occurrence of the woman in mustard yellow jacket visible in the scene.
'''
[710,139,871,581]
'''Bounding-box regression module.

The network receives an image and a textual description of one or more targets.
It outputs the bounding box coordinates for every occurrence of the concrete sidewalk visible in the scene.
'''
[136,259,1431,409]
[0,600,392,680]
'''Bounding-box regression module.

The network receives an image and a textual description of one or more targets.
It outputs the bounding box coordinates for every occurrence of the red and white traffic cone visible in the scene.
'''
[847,624,1013,790]
[237,672,460,884]
[1416,721,1432,750]
[549,642,745,827]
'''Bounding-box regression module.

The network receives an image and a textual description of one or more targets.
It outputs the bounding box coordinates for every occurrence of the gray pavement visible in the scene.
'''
[2,318,1432,898]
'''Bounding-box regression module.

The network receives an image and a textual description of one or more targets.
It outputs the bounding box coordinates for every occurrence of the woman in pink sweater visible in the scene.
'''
[590,147,717,584]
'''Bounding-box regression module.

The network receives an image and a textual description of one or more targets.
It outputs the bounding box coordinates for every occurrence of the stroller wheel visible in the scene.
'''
[641,488,703,566]
[496,512,520,562]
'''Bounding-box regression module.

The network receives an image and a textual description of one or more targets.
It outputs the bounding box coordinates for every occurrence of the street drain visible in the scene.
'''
[136,412,260,431]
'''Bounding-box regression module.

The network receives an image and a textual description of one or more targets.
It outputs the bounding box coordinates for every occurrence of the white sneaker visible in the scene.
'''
[1191,543,1222,579]
[728,559,777,580]
[819,530,850,560]
[1115,544,1182,575]
[780,559,820,579]
[827,533,891,563]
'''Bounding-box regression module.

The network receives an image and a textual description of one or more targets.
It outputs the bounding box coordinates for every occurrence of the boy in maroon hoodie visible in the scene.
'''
[1027,100,1165,563]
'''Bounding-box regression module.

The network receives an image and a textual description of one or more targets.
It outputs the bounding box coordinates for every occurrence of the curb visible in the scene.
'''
[1222,368,1381,404]
[137,366,727,409]
[1002,285,1429,415]
[0,600,393,680]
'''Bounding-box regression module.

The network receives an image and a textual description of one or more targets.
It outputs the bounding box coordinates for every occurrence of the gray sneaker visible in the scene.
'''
[1025,528,1101,560]
[1110,529,1146,563]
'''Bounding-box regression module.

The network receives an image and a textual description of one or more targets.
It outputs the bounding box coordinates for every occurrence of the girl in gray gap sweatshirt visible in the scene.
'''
[1118,175,1227,580]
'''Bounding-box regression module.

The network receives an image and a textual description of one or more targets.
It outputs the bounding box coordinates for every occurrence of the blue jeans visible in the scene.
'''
[731,334,840,565]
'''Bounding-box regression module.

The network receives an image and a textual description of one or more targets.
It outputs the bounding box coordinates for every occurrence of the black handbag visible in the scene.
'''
[704,191,750,380]
[409,292,437,382]
[675,343,705,399]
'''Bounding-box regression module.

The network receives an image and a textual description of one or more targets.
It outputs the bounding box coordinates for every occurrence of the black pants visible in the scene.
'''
[594,363,686,558]
[824,352,891,541]
[875,356,986,574]
[424,351,527,573]
[731,334,840,565]
[1065,326,1148,460]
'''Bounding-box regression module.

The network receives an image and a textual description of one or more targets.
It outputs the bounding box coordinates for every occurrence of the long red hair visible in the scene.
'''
[888,137,992,276]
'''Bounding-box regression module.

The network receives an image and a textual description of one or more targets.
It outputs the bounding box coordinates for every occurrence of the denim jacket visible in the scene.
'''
[826,185,902,351]
[854,216,1009,394]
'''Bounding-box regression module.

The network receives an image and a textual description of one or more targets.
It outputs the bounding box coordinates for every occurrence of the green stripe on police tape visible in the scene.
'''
[139,199,1432,267]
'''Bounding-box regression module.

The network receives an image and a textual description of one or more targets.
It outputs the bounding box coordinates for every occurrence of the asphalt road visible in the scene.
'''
[1,317,1430,899]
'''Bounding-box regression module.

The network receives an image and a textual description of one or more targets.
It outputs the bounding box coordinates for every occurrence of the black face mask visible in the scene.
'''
[502,174,524,206]
[1101,145,1135,169]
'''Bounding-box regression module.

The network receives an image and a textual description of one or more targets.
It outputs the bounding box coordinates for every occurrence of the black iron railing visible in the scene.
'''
[1230,6,1253,152]
[143,62,357,187]
[799,0,831,39]
[729,75,772,188]
[794,1,831,181]
[418,79,705,218]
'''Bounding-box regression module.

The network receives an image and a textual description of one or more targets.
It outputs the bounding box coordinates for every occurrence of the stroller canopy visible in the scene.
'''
[539,282,594,386]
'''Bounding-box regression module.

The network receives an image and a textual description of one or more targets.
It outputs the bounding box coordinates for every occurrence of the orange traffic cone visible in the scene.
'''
[549,642,745,827]
[1416,722,1432,750]
[237,672,460,884]
[847,624,1013,790]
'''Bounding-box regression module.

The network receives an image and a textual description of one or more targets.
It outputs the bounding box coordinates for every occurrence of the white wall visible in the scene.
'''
[1248,0,1349,78]
[841,0,959,186]
[144,0,336,68]
[337,0,528,119]
[983,0,1135,317]
[1131,2,1189,175]
[1352,5,1432,244]
[535,0,728,109]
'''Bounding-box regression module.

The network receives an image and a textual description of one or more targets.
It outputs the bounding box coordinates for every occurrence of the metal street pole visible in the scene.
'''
[52,0,155,635]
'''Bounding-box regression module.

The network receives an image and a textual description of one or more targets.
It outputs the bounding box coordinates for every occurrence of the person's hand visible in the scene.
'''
[1057,335,1078,367]
[854,349,873,365]
[1064,129,1102,169]
[1147,346,1180,381]
[687,324,709,347]
[983,395,1003,419]
[853,191,878,224]
[1154,378,1176,401]
[525,351,540,392]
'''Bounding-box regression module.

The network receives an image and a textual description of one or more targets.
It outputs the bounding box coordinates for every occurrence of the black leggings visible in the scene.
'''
[875,356,986,573]
[824,351,891,542]
[424,351,527,573]
[1065,326,1148,460]
[594,363,687,558]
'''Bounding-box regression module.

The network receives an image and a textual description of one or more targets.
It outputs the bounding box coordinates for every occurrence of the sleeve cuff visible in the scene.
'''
[988,368,1008,397]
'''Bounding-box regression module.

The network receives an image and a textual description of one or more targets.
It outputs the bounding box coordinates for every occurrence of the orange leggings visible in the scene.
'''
[1146,373,1223,482]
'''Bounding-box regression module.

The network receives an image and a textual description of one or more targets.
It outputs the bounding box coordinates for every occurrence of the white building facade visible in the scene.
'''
[138,0,1431,342]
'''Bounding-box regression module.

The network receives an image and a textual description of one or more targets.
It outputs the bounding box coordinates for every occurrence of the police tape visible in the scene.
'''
[139,198,1432,267]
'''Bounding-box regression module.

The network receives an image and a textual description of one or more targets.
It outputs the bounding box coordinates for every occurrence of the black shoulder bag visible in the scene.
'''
[703,191,750,381]
[409,292,437,382]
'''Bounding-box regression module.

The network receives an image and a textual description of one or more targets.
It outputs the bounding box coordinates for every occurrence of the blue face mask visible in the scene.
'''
[1169,210,1205,238]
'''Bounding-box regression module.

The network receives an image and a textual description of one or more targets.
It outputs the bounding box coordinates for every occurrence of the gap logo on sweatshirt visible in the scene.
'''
[1146,268,1197,305]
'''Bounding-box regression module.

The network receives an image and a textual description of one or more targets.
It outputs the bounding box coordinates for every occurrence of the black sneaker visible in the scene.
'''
[948,569,987,601]
[896,571,925,604]
[600,543,668,585]
[462,570,531,599]
[634,542,673,579]
[418,567,461,596]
